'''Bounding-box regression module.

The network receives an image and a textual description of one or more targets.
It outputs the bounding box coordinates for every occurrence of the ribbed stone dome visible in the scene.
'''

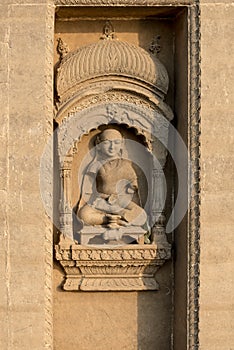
[56,39,169,99]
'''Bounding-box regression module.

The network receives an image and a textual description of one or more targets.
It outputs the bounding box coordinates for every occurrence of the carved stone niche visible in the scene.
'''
[54,23,173,291]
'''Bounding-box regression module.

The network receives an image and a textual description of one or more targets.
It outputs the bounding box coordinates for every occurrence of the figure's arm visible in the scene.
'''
[126,164,138,193]
[127,164,141,205]
[79,171,97,207]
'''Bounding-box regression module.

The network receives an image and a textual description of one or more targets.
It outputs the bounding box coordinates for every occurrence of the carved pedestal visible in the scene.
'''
[55,238,171,291]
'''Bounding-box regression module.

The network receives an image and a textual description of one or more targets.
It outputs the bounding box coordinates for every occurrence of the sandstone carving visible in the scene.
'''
[55,237,171,291]
[56,37,69,61]
[77,128,147,244]
[54,22,173,291]
[149,35,161,55]
[55,24,169,106]
[100,20,116,40]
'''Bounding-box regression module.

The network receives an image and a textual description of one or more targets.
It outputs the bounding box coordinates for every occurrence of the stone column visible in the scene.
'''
[59,156,73,238]
[150,148,168,246]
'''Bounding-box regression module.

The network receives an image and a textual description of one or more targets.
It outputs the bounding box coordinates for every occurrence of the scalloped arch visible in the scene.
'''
[57,102,170,162]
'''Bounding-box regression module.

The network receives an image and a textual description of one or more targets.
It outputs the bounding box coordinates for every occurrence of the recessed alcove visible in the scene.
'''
[53,6,189,350]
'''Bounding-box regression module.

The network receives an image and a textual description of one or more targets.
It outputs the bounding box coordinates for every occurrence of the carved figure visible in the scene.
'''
[77,128,147,228]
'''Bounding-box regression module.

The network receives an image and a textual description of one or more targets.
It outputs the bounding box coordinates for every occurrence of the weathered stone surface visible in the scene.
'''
[0,2,54,349]
[200,3,234,349]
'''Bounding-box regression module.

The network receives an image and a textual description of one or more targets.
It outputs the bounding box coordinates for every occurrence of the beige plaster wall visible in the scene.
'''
[0,1,54,349]
[200,1,234,349]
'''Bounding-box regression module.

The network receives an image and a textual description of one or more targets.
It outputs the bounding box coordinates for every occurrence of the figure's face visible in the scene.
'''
[98,129,123,158]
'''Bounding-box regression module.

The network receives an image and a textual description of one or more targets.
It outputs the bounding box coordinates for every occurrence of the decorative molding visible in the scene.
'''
[55,78,172,117]
[55,0,195,6]
[188,2,201,349]
[65,92,156,116]
[44,3,55,350]
[55,242,171,291]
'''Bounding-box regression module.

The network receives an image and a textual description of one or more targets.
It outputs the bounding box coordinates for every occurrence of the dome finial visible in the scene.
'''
[100,20,116,40]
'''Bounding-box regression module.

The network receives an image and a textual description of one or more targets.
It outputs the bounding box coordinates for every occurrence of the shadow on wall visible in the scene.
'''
[53,260,172,350]
[137,261,173,350]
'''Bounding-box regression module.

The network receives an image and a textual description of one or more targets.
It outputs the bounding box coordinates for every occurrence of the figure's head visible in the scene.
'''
[96,128,123,158]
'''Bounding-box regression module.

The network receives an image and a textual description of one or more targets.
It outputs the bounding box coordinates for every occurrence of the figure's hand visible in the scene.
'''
[105,214,129,227]
[117,219,129,227]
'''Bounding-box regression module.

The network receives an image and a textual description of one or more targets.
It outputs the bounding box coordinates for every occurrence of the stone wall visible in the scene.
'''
[200,1,234,348]
[0,1,54,349]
